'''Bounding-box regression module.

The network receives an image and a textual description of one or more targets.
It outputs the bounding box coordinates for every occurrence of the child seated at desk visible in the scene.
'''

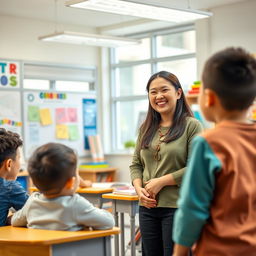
[11,142,114,231]
[0,128,29,226]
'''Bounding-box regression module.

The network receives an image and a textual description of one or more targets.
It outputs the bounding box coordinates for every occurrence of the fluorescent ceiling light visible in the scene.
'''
[65,0,212,23]
[38,31,140,47]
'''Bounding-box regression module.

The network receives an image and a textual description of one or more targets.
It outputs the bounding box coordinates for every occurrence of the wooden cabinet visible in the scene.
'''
[79,167,117,182]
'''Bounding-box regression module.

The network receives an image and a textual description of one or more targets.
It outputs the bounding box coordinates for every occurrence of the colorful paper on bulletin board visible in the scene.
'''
[68,125,79,141]
[28,106,40,122]
[40,108,52,126]
[56,124,69,139]
[83,99,97,150]
[55,108,68,124]
[67,108,78,122]
[0,60,20,88]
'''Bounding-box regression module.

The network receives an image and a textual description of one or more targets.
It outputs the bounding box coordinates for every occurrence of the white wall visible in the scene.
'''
[108,0,256,183]
[2,0,256,183]
[196,0,256,77]
[0,15,99,66]
[105,154,133,182]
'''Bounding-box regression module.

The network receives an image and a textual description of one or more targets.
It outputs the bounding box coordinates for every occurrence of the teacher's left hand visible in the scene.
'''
[144,178,164,199]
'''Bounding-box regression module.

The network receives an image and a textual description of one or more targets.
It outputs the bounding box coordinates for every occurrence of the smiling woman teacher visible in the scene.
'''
[130,71,203,256]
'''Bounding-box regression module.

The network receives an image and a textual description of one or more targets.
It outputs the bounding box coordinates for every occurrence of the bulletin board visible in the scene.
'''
[0,91,22,135]
[23,91,96,159]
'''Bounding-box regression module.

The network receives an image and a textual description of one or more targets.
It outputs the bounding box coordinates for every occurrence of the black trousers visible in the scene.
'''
[139,206,177,256]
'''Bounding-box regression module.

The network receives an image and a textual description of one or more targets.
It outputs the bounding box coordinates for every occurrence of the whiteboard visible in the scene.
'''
[23,91,95,159]
[0,90,22,135]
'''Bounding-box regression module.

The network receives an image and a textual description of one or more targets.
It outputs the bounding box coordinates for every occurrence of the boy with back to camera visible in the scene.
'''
[0,128,29,226]
[11,142,114,231]
[173,47,256,256]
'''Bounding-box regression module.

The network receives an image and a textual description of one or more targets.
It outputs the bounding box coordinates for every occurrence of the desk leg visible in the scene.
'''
[114,211,120,256]
[130,214,136,256]
[120,213,125,256]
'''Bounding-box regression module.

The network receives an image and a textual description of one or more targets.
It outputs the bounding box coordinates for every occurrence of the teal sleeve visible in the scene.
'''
[173,136,222,247]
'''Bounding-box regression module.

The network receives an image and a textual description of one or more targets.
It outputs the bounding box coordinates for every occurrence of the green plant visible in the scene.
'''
[124,140,135,149]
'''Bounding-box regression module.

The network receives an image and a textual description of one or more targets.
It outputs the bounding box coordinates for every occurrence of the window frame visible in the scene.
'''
[110,24,196,151]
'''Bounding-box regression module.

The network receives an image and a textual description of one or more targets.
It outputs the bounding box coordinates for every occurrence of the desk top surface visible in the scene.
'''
[79,167,117,173]
[77,187,114,194]
[102,193,139,201]
[0,226,120,245]
[30,187,114,194]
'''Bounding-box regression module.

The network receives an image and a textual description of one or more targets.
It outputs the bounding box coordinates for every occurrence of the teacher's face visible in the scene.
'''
[148,77,181,116]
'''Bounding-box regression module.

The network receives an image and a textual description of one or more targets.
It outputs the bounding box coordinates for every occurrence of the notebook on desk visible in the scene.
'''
[92,182,137,195]
[112,186,137,196]
[92,182,130,189]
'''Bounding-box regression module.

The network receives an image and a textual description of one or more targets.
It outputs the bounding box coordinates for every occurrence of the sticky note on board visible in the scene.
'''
[67,108,78,122]
[56,124,69,139]
[28,106,40,122]
[40,108,52,126]
[56,108,68,124]
[68,125,79,141]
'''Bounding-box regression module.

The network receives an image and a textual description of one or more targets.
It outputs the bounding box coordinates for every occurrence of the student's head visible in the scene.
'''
[28,143,78,196]
[140,71,193,148]
[200,47,256,121]
[0,128,23,180]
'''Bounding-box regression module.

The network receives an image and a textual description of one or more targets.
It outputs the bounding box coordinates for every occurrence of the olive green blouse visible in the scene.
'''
[130,117,203,208]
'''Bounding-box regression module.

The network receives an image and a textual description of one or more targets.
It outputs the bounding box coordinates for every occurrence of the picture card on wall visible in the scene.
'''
[28,106,40,122]
[67,108,78,122]
[56,124,69,139]
[56,108,68,124]
[40,108,52,126]
[68,125,79,141]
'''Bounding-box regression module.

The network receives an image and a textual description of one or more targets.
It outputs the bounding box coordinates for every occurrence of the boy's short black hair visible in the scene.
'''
[28,143,77,195]
[202,47,256,110]
[0,128,23,168]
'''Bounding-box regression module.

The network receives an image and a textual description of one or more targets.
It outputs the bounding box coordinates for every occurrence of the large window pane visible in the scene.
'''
[116,99,148,150]
[23,79,50,90]
[157,58,197,91]
[55,80,92,92]
[115,38,150,63]
[156,30,196,58]
[115,64,151,96]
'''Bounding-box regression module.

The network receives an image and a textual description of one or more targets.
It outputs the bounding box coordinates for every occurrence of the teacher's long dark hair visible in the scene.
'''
[140,71,193,149]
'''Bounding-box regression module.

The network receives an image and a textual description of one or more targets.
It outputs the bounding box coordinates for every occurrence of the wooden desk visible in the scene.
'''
[102,193,139,256]
[29,187,114,209]
[0,226,120,256]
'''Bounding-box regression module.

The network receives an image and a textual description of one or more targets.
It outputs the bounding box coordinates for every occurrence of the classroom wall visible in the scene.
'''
[1,1,256,183]
[196,0,256,78]
[0,15,100,65]
[108,0,256,182]
[105,154,133,182]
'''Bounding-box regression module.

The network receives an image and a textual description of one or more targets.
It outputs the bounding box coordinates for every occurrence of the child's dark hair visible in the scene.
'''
[202,47,256,110]
[28,143,77,195]
[0,128,23,168]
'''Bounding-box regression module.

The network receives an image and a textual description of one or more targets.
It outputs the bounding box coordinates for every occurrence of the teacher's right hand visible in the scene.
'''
[138,187,157,209]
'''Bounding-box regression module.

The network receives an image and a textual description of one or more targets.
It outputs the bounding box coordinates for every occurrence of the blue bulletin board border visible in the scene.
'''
[83,98,97,150]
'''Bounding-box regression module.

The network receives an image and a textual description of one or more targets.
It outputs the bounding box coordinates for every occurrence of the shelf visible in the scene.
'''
[79,167,117,182]
[185,94,199,105]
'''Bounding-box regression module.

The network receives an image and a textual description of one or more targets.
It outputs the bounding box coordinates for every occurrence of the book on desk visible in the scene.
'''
[92,182,137,196]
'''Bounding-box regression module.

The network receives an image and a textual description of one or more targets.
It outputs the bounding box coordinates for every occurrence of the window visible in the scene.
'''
[23,79,50,90]
[23,63,96,92]
[55,81,91,92]
[110,25,197,151]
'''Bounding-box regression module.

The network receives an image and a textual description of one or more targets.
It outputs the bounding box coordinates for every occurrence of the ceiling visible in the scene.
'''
[0,0,249,35]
